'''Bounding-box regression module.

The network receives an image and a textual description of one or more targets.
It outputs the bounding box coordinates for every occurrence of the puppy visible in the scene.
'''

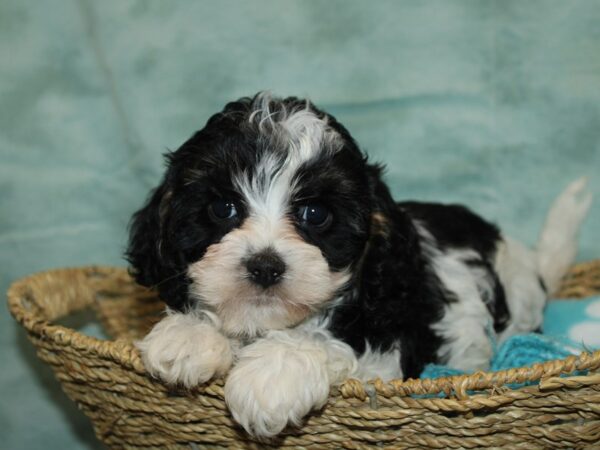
[128,92,592,438]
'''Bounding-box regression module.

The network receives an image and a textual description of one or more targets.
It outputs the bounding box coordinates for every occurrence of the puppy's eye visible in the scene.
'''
[297,204,332,228]
[208,199,238,221]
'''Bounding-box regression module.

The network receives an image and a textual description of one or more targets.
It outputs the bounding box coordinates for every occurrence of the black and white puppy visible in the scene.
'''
[128,92,591,437]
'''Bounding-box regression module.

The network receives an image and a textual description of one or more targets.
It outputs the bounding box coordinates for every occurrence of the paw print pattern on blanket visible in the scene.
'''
[544,296,600,350]
[568,299,600,347]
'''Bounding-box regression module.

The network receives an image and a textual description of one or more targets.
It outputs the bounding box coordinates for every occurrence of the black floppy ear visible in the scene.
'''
[126,173,190,311]
[365,163,400,217]
[328,162,431,370]
[358,164,445,378]
[358,163,424,323]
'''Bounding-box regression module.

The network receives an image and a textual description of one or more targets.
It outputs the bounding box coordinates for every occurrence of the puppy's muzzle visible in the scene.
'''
[245,250,286,288]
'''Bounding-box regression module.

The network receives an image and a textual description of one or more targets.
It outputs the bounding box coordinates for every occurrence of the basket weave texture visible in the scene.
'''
[7,261,600,449]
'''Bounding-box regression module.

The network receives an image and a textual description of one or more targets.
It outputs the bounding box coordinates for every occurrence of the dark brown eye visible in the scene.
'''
[297,204,331,228]
[208,200,238,221]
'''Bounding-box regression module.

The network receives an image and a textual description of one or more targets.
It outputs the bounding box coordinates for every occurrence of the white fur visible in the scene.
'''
[422,177,592,371]
[537,177,593,294]
[224,327,356,437]
[494,237,547,343]
[236,93,341,224]
[494,177,592,342]
[136,310,234,388]
[353,343,403,381]
[421,230,495,372]
[187,216,350,337]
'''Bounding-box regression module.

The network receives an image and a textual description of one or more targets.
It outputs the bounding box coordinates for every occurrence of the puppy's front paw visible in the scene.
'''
[224,332,331,438]
[137,312,233,388]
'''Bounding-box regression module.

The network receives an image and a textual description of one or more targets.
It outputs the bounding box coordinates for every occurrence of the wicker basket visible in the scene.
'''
[7,261,600,449]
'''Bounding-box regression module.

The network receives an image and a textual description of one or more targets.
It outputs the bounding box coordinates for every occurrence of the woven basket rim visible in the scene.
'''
[7,266,148,374]
[7,263,600,400]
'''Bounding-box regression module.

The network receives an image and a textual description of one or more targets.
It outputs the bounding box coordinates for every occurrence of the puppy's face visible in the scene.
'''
[128,94,375,337]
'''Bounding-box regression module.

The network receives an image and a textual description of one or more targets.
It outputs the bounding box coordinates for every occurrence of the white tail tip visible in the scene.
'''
[537,177,593,294]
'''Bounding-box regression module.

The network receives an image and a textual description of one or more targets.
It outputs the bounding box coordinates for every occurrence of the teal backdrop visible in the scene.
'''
[1,1,599,448]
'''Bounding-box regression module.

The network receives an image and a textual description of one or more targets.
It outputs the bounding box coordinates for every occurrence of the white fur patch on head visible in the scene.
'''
[235,93,342,221]
[248,92,341,154]
[187,215,350,337]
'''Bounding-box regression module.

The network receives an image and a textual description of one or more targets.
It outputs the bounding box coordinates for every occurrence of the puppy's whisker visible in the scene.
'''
[147,269,190,291]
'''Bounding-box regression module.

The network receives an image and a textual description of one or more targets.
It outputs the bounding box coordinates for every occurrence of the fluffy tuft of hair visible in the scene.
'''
[136,310,234,388]
[537,176,593,294]
[224,327,356,438]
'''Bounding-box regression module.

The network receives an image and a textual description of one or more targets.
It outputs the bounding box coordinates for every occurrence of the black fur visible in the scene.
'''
[398,201,510,334]
[127,93,509,379]
[325,169,450,379]
[327,195,509,378]
[397,201,501,260]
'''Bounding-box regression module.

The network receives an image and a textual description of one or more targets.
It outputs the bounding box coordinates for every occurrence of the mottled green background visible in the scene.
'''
[1,1,599,448]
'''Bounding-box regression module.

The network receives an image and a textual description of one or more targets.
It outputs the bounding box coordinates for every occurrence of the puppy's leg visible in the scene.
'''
[224,328,356,438]
[433,301,493,372]
[428,248,495,372]
[494,237,547,343]
[137,309,234,388]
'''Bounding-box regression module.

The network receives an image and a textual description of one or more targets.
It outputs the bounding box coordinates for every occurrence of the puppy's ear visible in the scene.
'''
[359,163,423,311]
[365,163,399,217]
[325,162,445,378]
[126,173,190,311]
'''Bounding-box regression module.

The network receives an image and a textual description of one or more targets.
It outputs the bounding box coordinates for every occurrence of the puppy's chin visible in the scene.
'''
[186,218,350,338]
[210,289,314,337]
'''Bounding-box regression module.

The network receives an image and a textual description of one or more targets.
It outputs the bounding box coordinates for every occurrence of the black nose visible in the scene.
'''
[245,250,286,288]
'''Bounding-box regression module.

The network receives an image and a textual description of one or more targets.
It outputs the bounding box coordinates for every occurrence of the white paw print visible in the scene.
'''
[568,299,600,347]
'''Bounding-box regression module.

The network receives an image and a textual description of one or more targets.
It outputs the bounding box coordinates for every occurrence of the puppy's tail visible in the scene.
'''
[537,177,593,295]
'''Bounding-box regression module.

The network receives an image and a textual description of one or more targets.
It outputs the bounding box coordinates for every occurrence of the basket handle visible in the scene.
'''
[7,266,146,372]
[7,266,125,322]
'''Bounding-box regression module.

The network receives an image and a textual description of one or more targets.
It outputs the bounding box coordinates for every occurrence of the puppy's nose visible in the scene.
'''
[245,250,286,288]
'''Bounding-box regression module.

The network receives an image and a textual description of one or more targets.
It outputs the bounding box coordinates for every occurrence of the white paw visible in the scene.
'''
[224,331,331,437]
[137,312,233,388]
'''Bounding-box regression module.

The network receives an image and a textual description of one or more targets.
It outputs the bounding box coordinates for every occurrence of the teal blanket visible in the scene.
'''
[1,1,599,448]
[421,297,600,380]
